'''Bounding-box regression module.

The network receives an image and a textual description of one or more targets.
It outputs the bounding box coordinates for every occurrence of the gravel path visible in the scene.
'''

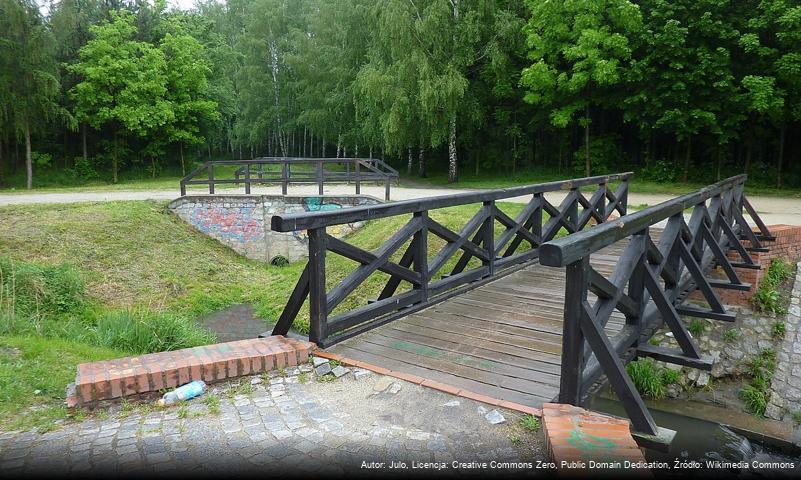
[1,184,798,226]
[0,369,544,476]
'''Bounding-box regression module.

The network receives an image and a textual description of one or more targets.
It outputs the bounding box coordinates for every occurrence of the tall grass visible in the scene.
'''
[0,256,213,354]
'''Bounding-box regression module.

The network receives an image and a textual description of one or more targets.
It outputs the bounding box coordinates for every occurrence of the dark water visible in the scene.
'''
[591,397,801,477]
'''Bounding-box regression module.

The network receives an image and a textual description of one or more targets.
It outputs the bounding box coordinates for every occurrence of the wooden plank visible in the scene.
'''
[399,315,563,356]
[379,325,562,374]
[387,320,562,364]
[349,335,560,397]
[331,344,550,406]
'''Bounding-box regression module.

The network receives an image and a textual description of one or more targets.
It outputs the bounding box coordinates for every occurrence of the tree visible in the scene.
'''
[521,0,642,176]
[69,9,172,183]
[159,26,219,175]
[0,0,62,189]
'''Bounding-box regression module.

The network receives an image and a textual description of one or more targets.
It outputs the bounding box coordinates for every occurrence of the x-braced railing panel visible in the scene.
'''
[271,173,633,347]
[540,175,772,438]
[179,157,400,200]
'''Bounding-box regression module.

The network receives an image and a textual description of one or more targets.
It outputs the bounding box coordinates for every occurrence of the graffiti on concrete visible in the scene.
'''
[303,197,345,212]
[190,205,264,243]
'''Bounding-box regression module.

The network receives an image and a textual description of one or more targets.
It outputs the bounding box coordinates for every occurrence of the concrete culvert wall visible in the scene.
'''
[167,195,382,263]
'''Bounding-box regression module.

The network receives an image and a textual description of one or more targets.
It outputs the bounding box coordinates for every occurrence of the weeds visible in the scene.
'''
[741,349,777,417]
[752,259,792,315]
[688,319,705,336]
[204,394,221,415]
[519,415,540,432]
[773,321,786,340]
[626,359,682,399]
[723,329,739,343]
[298,372,308,384]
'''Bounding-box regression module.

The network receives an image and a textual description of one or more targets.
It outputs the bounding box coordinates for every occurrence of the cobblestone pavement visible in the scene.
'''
[0,369,546,476]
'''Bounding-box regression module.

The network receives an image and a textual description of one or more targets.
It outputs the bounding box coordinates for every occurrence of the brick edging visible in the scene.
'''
[312,350,542,417]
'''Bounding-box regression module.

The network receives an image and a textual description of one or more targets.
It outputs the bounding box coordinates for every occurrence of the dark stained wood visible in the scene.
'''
[330,242,627,409]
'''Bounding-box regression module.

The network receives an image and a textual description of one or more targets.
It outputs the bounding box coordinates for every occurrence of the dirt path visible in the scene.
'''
[0,184,798,226]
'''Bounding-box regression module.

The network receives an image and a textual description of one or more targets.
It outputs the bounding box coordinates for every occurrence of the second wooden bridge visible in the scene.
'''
[270,172,772,446]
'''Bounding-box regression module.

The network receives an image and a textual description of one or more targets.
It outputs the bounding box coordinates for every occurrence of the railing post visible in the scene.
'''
[281,160,288,195]
[413,211,429,302]
[483,200,495,277]
[385,177,391,201]
[245,164,251,195]
[569,187,579,232]
[620,177,629,214]
[307,227,328,345]
[559,256,589,405]
[355,161,361,195]
[208,163,215,194]
[180,180,186,197]
[346,161,351,185]
[317,160,324,195]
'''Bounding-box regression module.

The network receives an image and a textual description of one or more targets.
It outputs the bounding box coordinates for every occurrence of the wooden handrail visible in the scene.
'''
[539,174,772,440]
[179,157,399,200]
[272,172,633,231]
[271,172,633,348]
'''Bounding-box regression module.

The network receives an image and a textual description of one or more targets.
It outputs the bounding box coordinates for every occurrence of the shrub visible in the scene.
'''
[92,309,215,354]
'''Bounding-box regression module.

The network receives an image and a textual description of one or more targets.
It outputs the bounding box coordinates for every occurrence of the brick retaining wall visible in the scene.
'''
[693,224,801,306]
[66,336,313,407]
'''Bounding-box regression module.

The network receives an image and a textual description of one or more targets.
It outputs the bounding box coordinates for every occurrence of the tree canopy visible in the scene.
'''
[1,0,800,189]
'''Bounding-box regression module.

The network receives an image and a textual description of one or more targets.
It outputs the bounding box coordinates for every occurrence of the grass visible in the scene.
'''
[741,348,777,417]
[519,414,540,432]
[752,259,793,315]
[723,329,739,343]
[0,198,540,430]
[773,321,786,340]
[626,358,682,400]
[0,335,125,432]
[406,168,801,198]
[688,318,705,336]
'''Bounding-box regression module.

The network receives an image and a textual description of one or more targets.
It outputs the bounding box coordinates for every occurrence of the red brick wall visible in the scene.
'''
[696,224,801,306]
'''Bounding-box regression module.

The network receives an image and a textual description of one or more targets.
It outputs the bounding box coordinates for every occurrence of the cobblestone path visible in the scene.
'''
[0,371,545,476]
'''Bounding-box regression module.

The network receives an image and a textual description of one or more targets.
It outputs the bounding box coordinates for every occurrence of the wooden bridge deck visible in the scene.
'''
[329,242,629,408]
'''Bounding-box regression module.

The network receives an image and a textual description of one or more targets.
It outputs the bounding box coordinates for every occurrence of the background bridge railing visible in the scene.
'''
[539,175,772,439]
[179,157,400,200]
[270,172,633,347]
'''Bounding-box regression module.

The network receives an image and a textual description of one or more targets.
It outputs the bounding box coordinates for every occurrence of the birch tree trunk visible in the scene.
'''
[418,144,426,178]
[407,147,413,175]
[448,114,457,183]
[25,118,32,190]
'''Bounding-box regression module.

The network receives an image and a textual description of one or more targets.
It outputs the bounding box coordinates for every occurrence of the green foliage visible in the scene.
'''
[0,257,86,327]
[723,329,740,343]
[742,348,777,417]
[773,321,786,339]
[626,359,666,399]
[752,259,792,314]
[688,319,705,336]
[741,384,768,417]
[661,368,680,386]
[519,414,540,432]
[92,309,215,355]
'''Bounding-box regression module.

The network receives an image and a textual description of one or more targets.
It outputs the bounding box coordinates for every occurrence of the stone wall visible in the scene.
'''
[168,195,381,263]
[765,261,801,421]
[695,225,801,306]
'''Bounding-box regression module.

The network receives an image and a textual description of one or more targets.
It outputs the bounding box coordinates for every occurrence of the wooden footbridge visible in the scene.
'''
[270,173,772,445]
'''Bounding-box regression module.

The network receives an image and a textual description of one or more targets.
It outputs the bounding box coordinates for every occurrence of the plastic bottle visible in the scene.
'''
[158,380,207,406]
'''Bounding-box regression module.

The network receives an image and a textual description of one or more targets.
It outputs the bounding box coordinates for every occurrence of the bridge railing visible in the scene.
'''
[179,157,400,200]
[539,175,772,438]
[270,172,633,347]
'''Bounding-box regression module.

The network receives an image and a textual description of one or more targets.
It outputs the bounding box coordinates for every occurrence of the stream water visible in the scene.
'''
[591,397,800,477]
